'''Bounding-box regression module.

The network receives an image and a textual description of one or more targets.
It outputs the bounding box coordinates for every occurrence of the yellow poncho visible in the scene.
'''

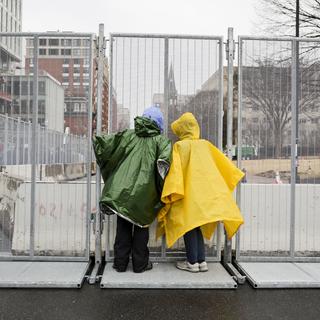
[157,113,244,248]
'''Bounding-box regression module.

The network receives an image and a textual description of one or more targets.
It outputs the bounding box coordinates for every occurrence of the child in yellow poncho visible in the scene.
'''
[157,112,244,272]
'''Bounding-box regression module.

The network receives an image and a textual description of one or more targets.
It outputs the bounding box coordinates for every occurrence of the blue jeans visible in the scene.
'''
[183,227,205,264]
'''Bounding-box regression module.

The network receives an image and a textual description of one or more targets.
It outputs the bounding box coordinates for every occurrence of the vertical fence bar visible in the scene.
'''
[216,37,225,260]
[95,25,104,265]
[4,114,8,165]
[224,27,235,265]
[86,34,95,262]
[16,117,21,165]
[218,37,224,151]
[105,34,113,261]
[161,37,169,258]
[235,37,243,261]
[30,35,39,258]
[290,39,298,258]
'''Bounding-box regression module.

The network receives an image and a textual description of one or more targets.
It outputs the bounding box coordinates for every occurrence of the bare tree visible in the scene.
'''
[242,59,320,158]
[257,0,320,38]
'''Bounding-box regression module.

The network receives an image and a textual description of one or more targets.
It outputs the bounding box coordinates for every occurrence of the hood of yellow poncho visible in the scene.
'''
[171,112,200,140]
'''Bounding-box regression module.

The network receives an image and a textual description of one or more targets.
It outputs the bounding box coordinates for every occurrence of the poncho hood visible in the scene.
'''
[135,116,161,137]
[171,112,200,140]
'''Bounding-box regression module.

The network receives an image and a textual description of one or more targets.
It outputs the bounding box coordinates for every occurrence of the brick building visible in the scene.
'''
[25,33,114,136]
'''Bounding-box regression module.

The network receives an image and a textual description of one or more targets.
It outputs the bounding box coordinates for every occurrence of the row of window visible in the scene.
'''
[25,38,91,47]
[0,99,46,115]
[0,80,46,96]
[37,48,90,56]
[63,67,89,73]
[28,58,90,66]
[64,102,87,113]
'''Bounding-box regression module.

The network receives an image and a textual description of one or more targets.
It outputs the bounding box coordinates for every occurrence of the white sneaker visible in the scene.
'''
[176,261,199,273]
[199,261,208,272]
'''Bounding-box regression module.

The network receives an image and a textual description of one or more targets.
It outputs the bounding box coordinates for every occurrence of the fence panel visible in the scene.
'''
[237,38,293,260]
[0,33,93,261]
[295,40,320,257]
[236,37,320,262]
[106,34,223,261]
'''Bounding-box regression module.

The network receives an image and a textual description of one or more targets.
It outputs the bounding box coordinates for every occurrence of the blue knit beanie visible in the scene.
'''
[142,106,164,133]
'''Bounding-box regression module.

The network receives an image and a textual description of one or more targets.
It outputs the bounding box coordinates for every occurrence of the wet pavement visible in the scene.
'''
[0,281,319,320]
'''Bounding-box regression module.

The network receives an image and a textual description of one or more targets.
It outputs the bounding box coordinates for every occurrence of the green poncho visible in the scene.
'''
[92,116,172,227]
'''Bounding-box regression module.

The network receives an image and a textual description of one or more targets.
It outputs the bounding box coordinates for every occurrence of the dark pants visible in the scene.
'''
[114,216,149,272]
[183,227,205,264]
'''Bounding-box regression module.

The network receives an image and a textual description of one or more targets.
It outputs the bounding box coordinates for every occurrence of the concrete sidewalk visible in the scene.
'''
[0,282,319,320]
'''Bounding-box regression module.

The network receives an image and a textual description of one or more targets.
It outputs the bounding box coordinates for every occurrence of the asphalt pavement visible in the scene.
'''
[0,281,319,320]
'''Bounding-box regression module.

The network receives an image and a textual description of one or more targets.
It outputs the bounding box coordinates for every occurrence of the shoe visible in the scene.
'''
[133,261,153,273]
[176,261,199,273]
[199,261,208,272]
[112,264,127,272]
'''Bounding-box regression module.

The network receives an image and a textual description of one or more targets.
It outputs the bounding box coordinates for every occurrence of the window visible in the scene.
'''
[80,103,86,112]
[61,39,72,46]
[73,58,81,65]
[21,81,29,95]
[83,39,91,47]
[82,48,90,56]
[63,58,70,64]
[73,67,80,74]
[21,100,27,114]
[39,48,47,55]
[62,76,69,83]
[39,38,47,46]
[38,100,45,114]
[72,49,81,56]
[74,103,80,112]
[73,76,80,83]
[13,81,20,95]
[72,39,81,47]
[49,39,59,46]
[39,81,46,95]
[63,67,69,73]
[61,48,71,55]
[49,49,59,55]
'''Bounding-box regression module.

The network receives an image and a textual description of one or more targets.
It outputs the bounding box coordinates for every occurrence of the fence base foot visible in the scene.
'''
[224,262,246,284]
[88,262,100,284]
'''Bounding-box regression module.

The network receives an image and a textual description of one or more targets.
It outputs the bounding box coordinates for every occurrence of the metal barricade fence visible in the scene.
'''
[236,36,320,262]
[0,33,94,261]
[103,33,224,262]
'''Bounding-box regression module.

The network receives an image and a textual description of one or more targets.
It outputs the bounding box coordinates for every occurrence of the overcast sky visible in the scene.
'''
[23,0,256,36]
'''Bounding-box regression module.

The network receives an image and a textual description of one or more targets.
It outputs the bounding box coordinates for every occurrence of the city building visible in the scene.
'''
[25,33,112,135]
[0,0,22,68]
[0,71,64,132]
[0,0,23,106]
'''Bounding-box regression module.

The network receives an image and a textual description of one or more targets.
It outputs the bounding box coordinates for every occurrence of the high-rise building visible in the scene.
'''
[0,0,22,70]
[0,0,23,108]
